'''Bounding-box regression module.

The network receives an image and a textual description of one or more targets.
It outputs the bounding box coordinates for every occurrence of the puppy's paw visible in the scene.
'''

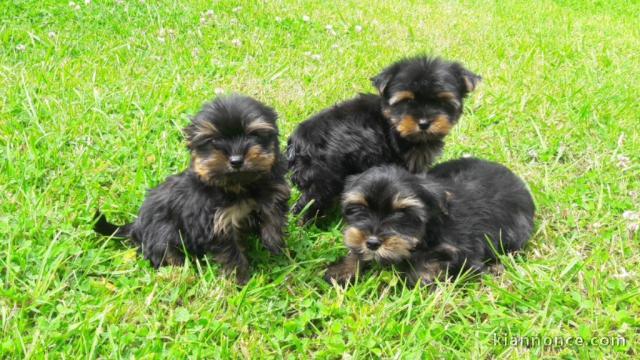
[149,247,185,268]
[216,252,251,285]
[487,263,505,276]
[324,252,365,286]
[324,263,356,286]
[297,211,321,227]
[263,241,284,255]
[291,198,309,216]
[260,226,285,255]
[292,198,319,226]
[405,260,446,290]
[235,268,250,286]
[223,263,250,286]
[404,273,438,291]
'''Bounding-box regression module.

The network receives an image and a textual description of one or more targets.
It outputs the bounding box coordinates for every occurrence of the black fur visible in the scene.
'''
[94,95,290,284]
[287,56,481,223]
[324,158,535,287]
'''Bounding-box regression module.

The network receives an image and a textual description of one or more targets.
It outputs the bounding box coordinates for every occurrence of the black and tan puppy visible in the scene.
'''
[94,95,290,284]
[287,56,481,223]
[324,158,535,287]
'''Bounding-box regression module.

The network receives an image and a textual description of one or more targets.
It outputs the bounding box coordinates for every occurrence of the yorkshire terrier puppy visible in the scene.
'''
[287,56,481,223]
[324,158,535,287]
[94,95,290,284]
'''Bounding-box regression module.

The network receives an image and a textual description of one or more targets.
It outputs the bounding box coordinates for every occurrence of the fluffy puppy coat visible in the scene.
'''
[94,95,290,284]
[287,56,481,223]
[324,158,535,286]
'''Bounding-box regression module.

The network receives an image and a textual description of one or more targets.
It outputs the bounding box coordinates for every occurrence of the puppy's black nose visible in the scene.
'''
[418,119,430,130]
[366,236,381,250]
[229,155,244,169]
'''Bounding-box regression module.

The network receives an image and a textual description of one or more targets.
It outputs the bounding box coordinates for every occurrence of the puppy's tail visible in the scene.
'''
[93,211,133,238]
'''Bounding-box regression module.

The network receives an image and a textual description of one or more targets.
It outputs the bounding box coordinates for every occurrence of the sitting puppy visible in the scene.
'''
[94,95,290,284]
[287,56,481,223]
[324,158,535,287]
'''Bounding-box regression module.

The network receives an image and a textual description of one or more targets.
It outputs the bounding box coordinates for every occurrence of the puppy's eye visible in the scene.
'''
[250,130,274,138]
[394,209,417,221]
[344,205,366,217]
[204,138,226,151]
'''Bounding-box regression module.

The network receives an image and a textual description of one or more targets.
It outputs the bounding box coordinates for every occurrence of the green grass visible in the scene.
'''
[1,0,639,358]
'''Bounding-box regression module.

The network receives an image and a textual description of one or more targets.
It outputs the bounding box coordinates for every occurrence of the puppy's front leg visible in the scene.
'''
[212,235,250,285]
[406,243,485,287]
[405,258,448,288]
[324,251,368,286]
[258,182,290,254]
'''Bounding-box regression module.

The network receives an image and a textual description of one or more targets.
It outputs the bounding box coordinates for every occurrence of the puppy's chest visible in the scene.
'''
[213,198,258,236]
[401,143,442,172]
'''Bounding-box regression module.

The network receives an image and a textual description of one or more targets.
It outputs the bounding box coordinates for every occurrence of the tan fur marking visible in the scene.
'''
[438,243,459,255]
[192,121,218,141]
[377,235,418,261]
[213,199,257,235]
[344,227,366,248]
[193,151,228,183]
[244,145,275,171]
[426,115,453,136]
[392,194,424,210]
[464,76,477,92]
[445,191,454,201]
[389,90,415,106]
[246,118,276,134]
[437,92,461,109]
[437,92,456,101]
[396,115,420,137]
[342,192,368,207]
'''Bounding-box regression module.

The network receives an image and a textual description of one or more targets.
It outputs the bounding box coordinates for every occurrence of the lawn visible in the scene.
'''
[1,0,639,358]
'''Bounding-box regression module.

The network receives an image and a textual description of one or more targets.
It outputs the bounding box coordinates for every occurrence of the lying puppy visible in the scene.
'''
[324,158,535,287]
[95,95,290,284]
[287,56,481,223]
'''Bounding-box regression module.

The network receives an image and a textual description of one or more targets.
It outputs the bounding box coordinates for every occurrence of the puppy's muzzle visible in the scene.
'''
[366,236,382,250]
[229,155,244,169]
[418,118,430,130]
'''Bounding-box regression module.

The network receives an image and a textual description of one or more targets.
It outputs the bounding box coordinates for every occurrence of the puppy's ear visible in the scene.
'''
[183,123,196,149]
[419,180,451,216]
[370,67,396,96]
[458,67,482,94]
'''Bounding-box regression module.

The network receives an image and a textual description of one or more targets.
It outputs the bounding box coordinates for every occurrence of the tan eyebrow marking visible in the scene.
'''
[437,92,461,109]
[389,90,415,106]
[392,194,424,210]
[342,192,368,207]
[245,117,276,134]
[437,92,456,101]
[191,120,219,141]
